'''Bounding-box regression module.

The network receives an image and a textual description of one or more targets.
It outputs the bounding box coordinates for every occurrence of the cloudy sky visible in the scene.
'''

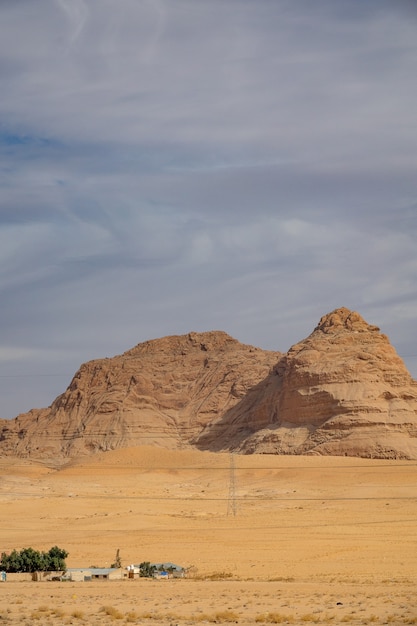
[1,0,417,419]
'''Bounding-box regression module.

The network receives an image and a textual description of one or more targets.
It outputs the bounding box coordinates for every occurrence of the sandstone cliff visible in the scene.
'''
[1,308,417,463]
[0,331,281,463]
[195,308,417,459]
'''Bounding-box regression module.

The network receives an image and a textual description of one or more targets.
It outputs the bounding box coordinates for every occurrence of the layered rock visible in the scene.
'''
[0,331,281,464]
[195,308,417,458]
[1,307,417,463]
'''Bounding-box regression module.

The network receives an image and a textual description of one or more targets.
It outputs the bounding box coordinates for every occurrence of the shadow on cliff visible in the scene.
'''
[192,359,284,452]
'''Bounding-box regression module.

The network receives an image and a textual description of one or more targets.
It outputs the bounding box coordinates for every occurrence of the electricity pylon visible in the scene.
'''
[227,453,237,516]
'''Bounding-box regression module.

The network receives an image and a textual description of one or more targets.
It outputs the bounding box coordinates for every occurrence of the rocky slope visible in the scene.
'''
[195,308,417,459]
[1,308,417,463]
[0,331,281,463]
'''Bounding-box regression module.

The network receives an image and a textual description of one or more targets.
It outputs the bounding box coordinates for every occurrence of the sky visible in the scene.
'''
[1,0,417,419]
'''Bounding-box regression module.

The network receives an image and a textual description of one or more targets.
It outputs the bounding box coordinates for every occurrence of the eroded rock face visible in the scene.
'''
[0,331,281,463]
[1,308,417,463]
[195,308,417,459]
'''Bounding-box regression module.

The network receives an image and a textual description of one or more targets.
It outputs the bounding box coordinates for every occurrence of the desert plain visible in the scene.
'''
[0,446,416,625]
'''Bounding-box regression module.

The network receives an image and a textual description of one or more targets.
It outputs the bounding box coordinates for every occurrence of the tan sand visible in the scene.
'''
[0,446,416,624]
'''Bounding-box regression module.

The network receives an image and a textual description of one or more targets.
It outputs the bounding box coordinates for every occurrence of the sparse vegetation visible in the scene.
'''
[202,570,234,580]
[213,610,240,622]
[30,610,43,621]
[300,614,321,623]
[125,610,139,622]
[101,605,124,620]
[255,612,295,623]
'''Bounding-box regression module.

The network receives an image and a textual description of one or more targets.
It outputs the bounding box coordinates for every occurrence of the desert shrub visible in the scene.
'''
[204,571,234,580]
[101,605,124,619]
[30,611,42,621]
[255,613,294,624]
[214,610,239,622]
[194,611,240,622]
[300,614,320,623]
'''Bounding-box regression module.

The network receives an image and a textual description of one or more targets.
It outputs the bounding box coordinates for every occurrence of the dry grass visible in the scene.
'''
[194,571,235,580]
[100,606,124,620]
[125,610,139,622]
[299,615,321,623]
[211,610,240,622]
[255,613,295,623]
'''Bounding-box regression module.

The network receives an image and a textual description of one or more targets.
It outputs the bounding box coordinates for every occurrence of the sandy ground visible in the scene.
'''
[0,446,416,625]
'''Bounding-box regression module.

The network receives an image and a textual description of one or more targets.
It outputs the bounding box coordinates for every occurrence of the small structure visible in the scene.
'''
[153,563,185,578]
[63,568,122,582]
[126,562,185,579]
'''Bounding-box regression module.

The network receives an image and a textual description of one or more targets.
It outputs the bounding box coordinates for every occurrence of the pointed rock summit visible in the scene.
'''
[197,307,417,458]
[1,308,417,463]
[313,306,380,333]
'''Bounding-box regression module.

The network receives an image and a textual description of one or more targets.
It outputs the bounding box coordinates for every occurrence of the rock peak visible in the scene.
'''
[1,308,417,463]
[314,307,380,334]
[123,330,243,357]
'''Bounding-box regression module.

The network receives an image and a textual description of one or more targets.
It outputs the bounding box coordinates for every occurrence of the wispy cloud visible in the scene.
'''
[0,0,416,417]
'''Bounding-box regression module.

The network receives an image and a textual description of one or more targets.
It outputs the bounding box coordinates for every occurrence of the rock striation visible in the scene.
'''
[0,331,281,464]
[1,308,417,463]
[195,308,417,459]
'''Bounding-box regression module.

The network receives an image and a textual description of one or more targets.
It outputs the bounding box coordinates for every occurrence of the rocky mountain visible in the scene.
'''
[1,307,417,463]
[196,308,417,459]
[0,331,281,464]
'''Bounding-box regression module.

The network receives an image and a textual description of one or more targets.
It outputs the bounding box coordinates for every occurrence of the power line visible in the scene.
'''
[1,492,416,502]
[1,518,416,533]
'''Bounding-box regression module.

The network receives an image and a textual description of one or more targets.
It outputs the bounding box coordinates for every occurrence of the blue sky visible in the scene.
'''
[1,0,417,418]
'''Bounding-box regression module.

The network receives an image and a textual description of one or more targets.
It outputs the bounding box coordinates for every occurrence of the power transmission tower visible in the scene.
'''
[227,453,237,516]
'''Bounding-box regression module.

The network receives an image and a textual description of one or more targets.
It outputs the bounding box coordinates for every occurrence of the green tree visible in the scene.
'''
[0,546,68,573]
[20,547,44,572]
[0,549,22,573]
[139,561,156,578]
[45,546,68,571]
